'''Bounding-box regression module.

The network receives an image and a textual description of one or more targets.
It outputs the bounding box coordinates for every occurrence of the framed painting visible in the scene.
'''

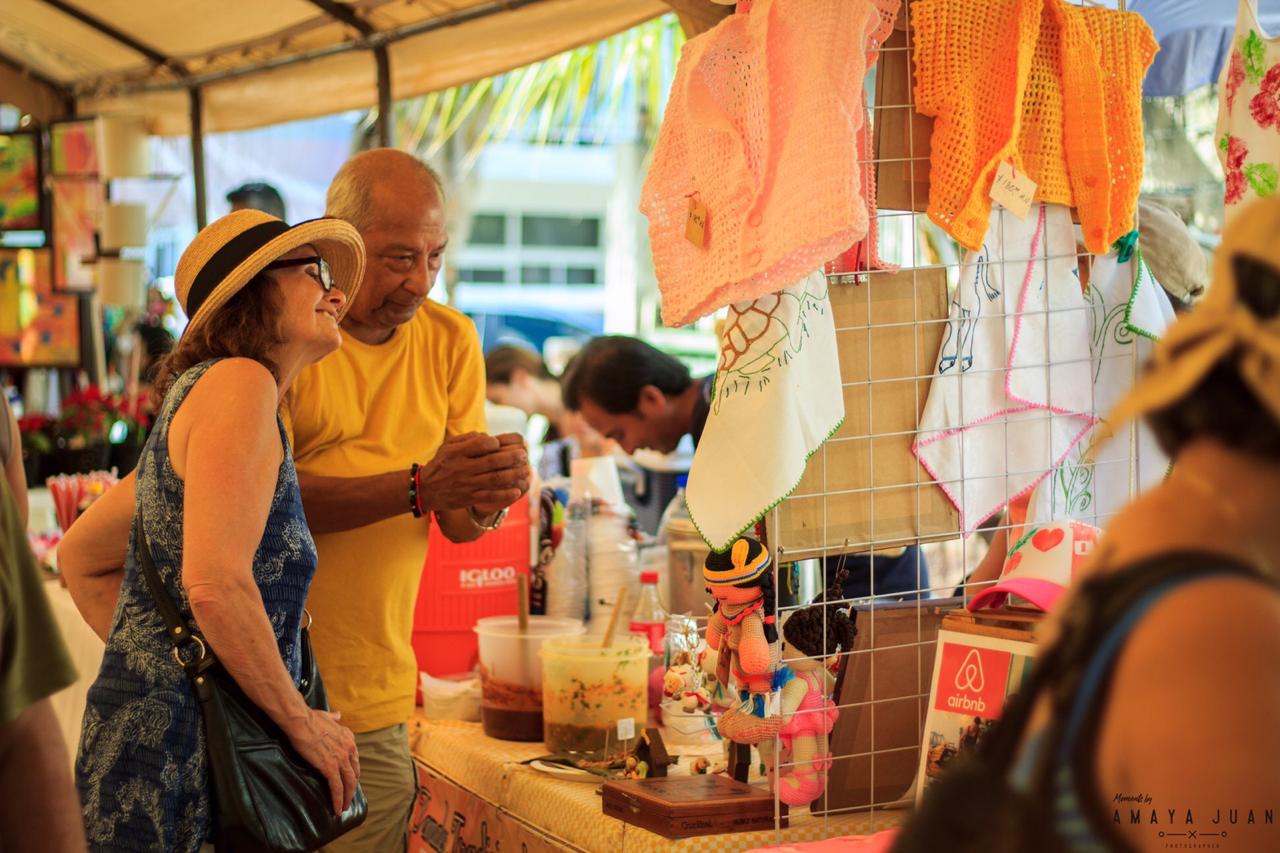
[50,118,100,177]
[0,248,81,366]
[51,179,102,291]
[0,132,43,232]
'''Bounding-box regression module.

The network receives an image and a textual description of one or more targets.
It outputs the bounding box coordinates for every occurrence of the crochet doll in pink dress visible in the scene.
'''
[777,571,856,807]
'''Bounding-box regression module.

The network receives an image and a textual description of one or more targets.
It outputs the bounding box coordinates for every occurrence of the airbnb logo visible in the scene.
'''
[954,649,985,692]
[935,642,1013,721]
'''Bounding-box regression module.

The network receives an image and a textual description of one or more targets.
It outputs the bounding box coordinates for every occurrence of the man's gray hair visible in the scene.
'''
[325,148,445,232]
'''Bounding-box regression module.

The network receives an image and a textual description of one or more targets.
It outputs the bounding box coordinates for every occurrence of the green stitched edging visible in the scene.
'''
[1123,247,1162,342]
[685,414,847,554]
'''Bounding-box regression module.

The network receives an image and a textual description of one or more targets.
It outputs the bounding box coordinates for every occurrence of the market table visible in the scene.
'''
[408,716,905,852]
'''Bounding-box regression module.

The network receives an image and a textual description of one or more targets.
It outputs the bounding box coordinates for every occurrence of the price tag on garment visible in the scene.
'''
[616,717,636,741]
[685,197,709,248]
[990,161,1037,220]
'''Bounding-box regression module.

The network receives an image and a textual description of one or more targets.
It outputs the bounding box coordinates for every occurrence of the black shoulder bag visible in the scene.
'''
[891,554,1273,853]
[135,517,367,852]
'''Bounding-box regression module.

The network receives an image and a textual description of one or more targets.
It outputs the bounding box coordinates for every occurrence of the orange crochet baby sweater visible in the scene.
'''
[912,0,1156,254]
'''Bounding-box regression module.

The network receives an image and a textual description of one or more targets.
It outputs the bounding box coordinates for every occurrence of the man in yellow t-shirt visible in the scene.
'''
[285,149,530,853]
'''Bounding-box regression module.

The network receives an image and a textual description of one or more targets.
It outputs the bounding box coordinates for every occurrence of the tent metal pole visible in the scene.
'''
[375,46,393,148]
[190,87,208,230]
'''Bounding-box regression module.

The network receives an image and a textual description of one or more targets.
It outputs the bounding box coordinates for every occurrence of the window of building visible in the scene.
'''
[469,214,506,245]
[520,215,600,247]
[458,267,506,284]
[459,210,605,289]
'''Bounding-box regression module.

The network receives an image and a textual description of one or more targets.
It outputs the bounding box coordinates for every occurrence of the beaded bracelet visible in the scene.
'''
[409,463,424,518]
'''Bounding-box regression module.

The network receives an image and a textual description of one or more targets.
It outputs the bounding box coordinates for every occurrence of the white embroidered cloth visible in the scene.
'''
[1028,248,1174,526]
[913,204,1098,534]
[686,270,844,551]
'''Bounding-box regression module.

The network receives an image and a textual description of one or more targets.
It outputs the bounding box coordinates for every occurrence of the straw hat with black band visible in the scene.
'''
[175,210,365,336]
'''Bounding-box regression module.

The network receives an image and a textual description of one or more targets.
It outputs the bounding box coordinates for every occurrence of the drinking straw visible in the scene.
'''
[517,574,530,633]
[600,588,628,649]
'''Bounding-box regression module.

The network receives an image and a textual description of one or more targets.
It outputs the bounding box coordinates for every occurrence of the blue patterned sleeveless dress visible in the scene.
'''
[76,360,318,852]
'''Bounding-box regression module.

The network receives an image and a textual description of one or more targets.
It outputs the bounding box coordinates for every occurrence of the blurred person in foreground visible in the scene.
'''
[59,212,365,850]
[283,149,530,852]
[896,196,1280,852]
[0,473,84,851]
[1,394,27,525]
[566,335,927,599]
[485,344,612,479]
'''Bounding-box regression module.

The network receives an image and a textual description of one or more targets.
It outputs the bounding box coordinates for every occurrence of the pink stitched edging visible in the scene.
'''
[911,205,1099,534]
[913,411,1096,534]
[1003,206,1100,421]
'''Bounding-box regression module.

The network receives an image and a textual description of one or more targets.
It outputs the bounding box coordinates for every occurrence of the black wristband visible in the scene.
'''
[409,463,423,518]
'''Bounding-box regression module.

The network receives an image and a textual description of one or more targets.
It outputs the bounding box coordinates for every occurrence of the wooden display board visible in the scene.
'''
[767,268,960,557]
[820,598,950,814]
[873,15,934,215]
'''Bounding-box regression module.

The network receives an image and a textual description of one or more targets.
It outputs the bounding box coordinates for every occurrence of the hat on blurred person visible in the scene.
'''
[174,210,365,339]
[1137,198,1208,307]
[968,520,1101,613]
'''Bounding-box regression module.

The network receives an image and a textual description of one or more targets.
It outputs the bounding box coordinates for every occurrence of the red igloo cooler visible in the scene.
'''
[411,496,531,680]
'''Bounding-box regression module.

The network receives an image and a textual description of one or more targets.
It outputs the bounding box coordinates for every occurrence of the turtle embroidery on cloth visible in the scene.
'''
[714,286,832,414]
[687,270,845,551]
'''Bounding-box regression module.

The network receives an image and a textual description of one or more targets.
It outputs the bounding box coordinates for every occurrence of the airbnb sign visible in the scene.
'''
[933,642,1013,720]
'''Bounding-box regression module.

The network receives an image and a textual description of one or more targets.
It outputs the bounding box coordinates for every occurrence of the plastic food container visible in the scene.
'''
[475,616,584,741]
[540,635,650,759]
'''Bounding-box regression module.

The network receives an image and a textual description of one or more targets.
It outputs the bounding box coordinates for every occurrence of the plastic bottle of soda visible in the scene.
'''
[629,571,667,655]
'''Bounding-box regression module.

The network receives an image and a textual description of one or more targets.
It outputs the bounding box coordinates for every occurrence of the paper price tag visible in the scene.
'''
[616,717,636,741]
[685,197,709,248]
[990,161,1037,220]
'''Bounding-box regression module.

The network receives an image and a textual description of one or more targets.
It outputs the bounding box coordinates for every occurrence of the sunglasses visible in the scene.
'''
[264,256,334,292]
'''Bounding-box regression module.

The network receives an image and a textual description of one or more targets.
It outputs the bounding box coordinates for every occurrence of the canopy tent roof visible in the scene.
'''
[0,0,726,134]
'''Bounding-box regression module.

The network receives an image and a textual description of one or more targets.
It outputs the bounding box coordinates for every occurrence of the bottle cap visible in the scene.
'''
[640,571,659,584]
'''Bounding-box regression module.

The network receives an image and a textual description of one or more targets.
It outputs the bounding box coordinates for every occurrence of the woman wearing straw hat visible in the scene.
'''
[60,210,366,851]
[893,197,1280,852]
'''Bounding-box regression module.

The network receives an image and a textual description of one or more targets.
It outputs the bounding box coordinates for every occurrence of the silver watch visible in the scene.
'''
[469,506,509,530]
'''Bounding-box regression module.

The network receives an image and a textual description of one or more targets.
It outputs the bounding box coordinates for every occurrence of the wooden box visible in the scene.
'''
[601,775,786,839]
[767,268,960,558]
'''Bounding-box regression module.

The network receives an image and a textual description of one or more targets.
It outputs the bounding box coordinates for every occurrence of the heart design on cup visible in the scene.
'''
[1032,528,1065,552]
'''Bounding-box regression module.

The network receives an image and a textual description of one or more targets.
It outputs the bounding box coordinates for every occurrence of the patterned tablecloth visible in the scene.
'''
[409,716,905,852]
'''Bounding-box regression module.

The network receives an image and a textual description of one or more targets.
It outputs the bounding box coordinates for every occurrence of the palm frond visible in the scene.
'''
[390,14,685,174]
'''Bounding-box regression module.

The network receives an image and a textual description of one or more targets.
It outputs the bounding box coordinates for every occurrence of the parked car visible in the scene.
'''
[463,307,600,355]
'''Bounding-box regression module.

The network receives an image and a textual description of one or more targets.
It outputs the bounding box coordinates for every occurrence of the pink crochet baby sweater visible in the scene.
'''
[641,0,898,326]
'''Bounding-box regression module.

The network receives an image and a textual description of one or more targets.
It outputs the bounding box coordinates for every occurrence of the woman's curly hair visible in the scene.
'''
[152,276,284,406]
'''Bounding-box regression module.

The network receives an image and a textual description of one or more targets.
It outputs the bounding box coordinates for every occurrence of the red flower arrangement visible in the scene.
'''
[17,413,55,455]
[55,386,152,449]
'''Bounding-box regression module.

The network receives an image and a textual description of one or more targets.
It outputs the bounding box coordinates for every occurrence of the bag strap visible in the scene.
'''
[1057,554,1278,845]
[968,553,1274,785]
[132,514,214,677]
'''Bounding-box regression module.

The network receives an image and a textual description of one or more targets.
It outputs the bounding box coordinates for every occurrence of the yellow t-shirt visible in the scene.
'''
[284,301,486,733]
